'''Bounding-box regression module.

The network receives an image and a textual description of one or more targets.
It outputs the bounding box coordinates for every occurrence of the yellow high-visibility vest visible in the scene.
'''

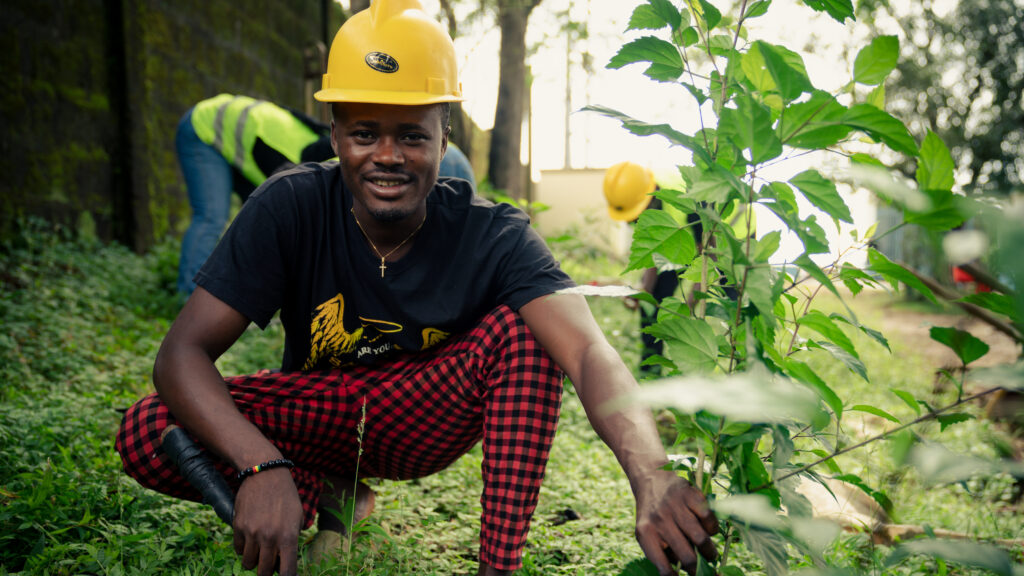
[191,94,325,185]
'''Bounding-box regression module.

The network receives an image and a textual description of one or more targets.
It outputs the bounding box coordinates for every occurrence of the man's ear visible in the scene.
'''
[441,126,450,157]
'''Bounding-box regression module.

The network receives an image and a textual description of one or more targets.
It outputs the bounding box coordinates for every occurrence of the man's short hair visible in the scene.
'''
[331,102,451,131]
[439,102,451,132]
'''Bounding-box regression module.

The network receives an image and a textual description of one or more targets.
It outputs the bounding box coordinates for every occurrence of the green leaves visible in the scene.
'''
[688,166,746,204]
[794,254,839,298]
[937,412,974,431]
[838,262,879,295]
[849,404,900,424]
[744,41,813,102]
[800,310,858,361]
[958,292,1017,318]
[619,558,660,576]
[853,35,899,85]
[800,0,855,23]
[745,0,772,19]
[645,315,720,373]
[842,104,918,155]
[760,183,830,254]
[593,3,1022,576]
[718,495,842,574]
[626,209,698,273]
[789,170,853,224]
[778,91,852,149]
[627,0,683,31]
[867,248,938,303]
[833,473,894,514]
[690,0,723,30]
[785,359,843,417]
[582,105,714,166]
[916,130,955,191]
[608,36,684,82]
[929,326,990,365]
[719,93,782,164]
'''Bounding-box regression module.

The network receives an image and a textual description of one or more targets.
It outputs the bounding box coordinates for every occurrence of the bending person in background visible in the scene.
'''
[175,94,335,298]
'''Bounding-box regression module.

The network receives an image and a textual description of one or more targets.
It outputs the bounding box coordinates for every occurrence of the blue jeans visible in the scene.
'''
[176,108,233,297]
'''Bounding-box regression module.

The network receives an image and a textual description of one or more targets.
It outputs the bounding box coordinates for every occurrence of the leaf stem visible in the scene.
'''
[785,282,825,355]
[719,523,734,568]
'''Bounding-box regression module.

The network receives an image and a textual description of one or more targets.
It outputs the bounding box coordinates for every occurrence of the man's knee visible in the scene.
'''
[115,394,177,491]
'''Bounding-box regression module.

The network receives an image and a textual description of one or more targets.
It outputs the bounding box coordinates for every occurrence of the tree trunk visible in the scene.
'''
[488,1,539,200]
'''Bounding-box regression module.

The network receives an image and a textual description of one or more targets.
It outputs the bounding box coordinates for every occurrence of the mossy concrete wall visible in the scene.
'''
[1,0,343,251]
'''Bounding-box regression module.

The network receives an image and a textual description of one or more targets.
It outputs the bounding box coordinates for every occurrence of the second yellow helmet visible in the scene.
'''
[315,0,463,105]
[603,161,656,222]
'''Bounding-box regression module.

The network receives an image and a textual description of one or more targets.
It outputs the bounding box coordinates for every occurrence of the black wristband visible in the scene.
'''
[236,458,295,481]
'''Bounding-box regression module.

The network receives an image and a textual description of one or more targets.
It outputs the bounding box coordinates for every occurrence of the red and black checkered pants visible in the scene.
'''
[116,305,563,570]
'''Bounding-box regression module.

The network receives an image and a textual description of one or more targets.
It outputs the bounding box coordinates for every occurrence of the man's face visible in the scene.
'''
[331,102,448,223]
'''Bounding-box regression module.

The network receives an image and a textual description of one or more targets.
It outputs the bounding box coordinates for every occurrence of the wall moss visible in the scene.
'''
[2,0,341,252]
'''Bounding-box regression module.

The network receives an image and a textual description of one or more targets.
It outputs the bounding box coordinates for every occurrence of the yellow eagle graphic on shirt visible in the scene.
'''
[304,293,453,368]
[421,327,450,349]
[304,293,363,370]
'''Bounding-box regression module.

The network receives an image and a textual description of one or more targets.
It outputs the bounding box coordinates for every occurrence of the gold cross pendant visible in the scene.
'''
[379,258,387,277]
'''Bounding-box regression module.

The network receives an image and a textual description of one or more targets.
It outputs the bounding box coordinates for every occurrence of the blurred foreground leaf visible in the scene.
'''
[557,285,641,298]
[628,371,819,423]
[908,443,1024,485]
[886,539,1018,576]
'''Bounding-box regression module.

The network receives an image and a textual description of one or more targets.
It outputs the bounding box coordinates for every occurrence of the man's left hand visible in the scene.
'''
[634,469,719,576]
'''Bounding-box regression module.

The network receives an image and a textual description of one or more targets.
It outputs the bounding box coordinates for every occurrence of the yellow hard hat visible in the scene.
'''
[603,161,656,222]
[315,0,463,105]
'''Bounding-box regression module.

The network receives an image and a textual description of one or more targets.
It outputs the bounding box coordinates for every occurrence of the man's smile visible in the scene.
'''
[364,174,413,198]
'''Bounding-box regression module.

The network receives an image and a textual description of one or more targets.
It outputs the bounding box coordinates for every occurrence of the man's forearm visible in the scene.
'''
[573,343,668,490]
[154,344,283,471]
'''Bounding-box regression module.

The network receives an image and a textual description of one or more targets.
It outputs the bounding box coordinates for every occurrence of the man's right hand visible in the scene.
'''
[232,468,304,576]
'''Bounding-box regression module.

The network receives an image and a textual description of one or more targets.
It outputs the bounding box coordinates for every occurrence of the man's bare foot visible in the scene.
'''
[317,479,376,533]
[307,480,376,564]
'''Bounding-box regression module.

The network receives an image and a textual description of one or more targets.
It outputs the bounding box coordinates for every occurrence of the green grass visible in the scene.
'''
[0,219,1021,575]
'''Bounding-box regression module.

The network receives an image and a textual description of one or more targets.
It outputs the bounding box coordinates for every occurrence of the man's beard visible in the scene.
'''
[370,206,414,223]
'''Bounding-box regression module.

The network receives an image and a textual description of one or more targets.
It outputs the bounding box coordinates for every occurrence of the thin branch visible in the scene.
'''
[678,31,714,158]
[959,262,1015,296]
[899,261,1023,343]
[785,281,826,355]
[751,386,1003,491]
[744,149,817,178]
[728,170,757,372]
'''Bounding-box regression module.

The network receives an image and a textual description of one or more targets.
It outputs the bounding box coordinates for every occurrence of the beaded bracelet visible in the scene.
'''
[236,458,295,481]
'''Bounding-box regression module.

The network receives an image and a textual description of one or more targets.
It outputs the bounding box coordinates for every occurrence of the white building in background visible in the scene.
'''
[531,167,878,270]
[532,168,633,261]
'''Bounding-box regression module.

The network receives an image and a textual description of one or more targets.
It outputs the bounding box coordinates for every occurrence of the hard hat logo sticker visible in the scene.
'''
[365,52,399,73]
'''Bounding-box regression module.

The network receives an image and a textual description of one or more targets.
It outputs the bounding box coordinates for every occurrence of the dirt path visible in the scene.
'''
[868,292,1023,459]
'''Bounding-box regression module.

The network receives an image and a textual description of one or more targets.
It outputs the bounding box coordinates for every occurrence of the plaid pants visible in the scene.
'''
[116,305,564,570]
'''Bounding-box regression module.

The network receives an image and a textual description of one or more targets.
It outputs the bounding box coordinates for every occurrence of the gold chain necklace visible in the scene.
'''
[350,207,426,277]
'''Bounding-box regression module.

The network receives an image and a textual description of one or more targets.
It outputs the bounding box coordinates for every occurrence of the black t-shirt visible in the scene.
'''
[196,161,575,372]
